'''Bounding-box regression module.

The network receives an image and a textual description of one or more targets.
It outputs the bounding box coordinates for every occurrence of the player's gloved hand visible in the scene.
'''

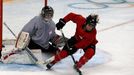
[56,18,66,30]
[67,46,77,55]
[69,46,77,51]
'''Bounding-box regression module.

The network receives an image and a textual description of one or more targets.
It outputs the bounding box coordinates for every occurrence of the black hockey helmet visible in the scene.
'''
[41,6,54,19]
[83,14,99,32]
[86,14,99,26]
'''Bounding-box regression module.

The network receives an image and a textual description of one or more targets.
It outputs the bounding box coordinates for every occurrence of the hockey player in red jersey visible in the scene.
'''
[46,12,99,69]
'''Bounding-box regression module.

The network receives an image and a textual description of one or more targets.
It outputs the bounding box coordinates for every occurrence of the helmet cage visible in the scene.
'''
[41,6,54,19]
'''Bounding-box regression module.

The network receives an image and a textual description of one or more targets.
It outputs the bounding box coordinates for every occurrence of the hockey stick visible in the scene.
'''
[3,22,17,38]
[60,29,82,75]
[3,22,45,66]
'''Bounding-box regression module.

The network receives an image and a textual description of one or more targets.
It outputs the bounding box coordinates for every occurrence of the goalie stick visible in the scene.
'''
[60,29,82,75]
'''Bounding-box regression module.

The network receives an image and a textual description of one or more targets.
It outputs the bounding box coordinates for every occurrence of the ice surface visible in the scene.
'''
[2,0,134,75]
[0,48,111,75]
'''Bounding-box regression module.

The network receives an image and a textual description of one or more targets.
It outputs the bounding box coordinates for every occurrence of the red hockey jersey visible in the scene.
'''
[63,12,98,49]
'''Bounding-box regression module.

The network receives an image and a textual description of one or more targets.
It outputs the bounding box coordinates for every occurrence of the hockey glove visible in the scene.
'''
[68,46,77,55]
[69,46,77,51]
[56,18,66,30]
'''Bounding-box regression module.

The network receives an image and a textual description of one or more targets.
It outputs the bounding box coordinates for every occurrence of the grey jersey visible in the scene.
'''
[21,16,56,49]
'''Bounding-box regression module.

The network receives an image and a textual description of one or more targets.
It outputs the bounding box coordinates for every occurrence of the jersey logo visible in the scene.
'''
[79,35,83,40]
[49,31,53,35]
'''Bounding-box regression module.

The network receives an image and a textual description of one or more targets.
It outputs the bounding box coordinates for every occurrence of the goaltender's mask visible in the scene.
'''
[41,6,54,21]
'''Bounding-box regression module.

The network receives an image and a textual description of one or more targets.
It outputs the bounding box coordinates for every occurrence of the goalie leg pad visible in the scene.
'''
[15,31,30,49]
[1,48,42,64]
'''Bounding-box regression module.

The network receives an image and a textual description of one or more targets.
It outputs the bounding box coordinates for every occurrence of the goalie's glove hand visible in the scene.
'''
[56,18,66,30]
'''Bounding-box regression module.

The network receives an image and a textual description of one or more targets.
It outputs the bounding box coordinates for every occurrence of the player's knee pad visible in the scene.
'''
[83,45,96,53]
[54,50,68,63]
[85,48,95,59]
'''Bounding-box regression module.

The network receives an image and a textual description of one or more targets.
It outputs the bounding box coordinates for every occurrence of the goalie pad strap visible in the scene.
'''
[3,53,15,60]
